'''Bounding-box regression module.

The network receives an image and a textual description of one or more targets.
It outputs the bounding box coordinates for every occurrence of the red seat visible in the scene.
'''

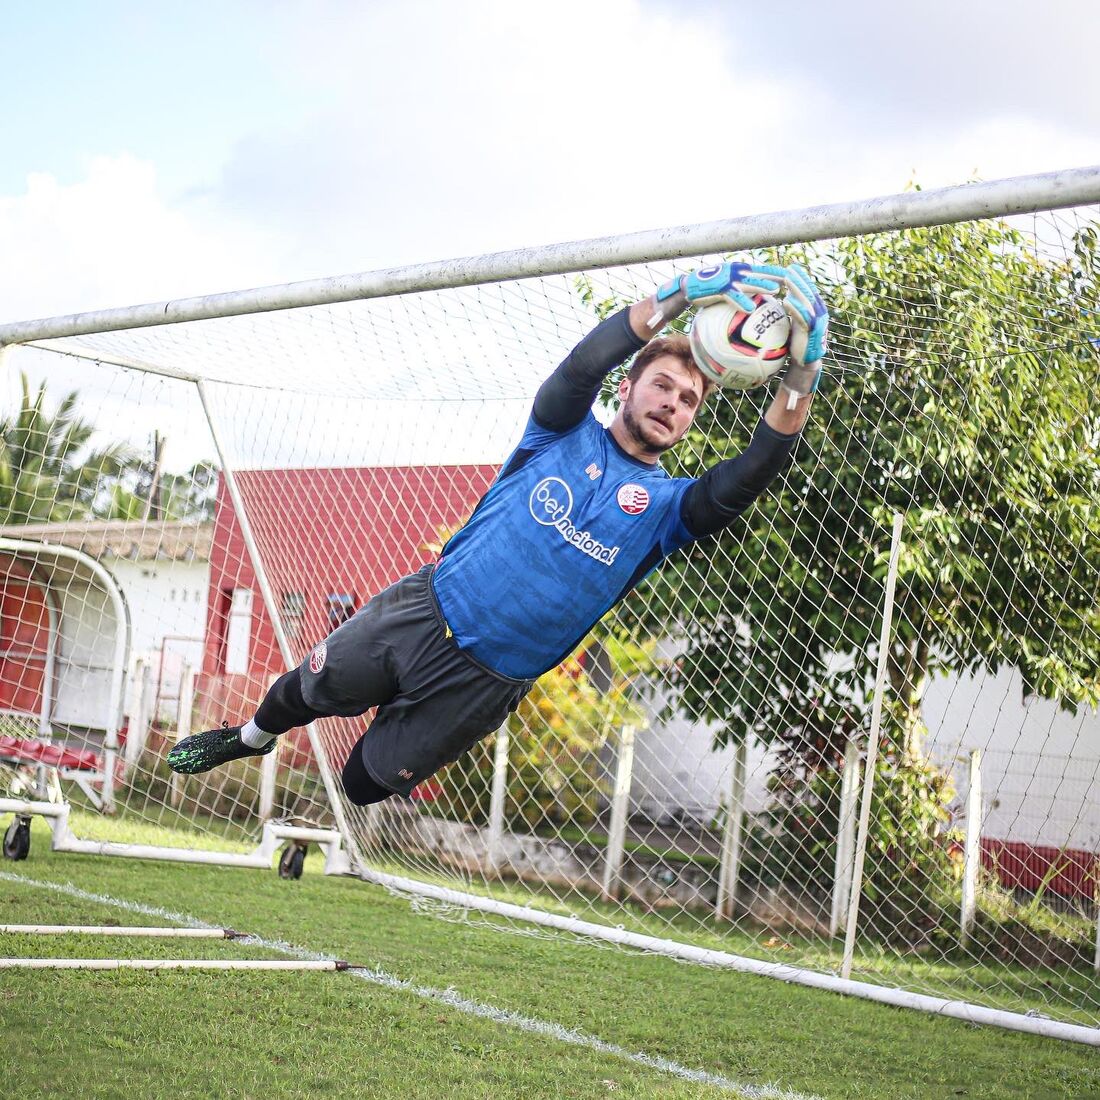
[0,734,100,771]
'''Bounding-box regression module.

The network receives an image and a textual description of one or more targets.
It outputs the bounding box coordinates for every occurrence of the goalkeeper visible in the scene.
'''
[169,263,828,805]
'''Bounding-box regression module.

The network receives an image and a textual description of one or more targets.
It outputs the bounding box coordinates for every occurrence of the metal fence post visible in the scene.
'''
[123,658,147,773]
[486,723,509,873]
[830,736,861,937]
[716,740,748,921]
[169,664,194,810]
[601,724,636,902]
[842,513,904,980]
[258,675,280,822]
[961,749,983,947]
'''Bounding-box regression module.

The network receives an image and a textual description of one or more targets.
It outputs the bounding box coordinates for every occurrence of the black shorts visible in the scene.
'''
[299,565,532,797]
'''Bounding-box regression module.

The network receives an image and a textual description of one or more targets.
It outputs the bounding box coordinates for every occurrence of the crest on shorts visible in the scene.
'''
[617,483,649,515]
[309,642,327,674]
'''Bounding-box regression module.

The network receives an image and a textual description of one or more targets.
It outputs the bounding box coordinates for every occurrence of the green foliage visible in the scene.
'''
[953,874,1098,969]
[432,635,648,829]
[106,459,219,523]
[0,372,218,524]
[635,217,1100,750]
[748,696,960,943]
[582,215,1100,932]
[0,373,137,523]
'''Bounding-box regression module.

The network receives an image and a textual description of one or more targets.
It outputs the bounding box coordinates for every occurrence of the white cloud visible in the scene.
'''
[0,155,281,320]
[209,0,809,267]
[2,0,1097,327]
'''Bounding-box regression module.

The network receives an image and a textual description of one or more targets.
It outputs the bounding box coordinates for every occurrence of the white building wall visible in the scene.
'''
[108,559,209,721]
[629,648,774,825]
[634,657,1098,852]
[923,665,1100,852]
[52,580,116,730]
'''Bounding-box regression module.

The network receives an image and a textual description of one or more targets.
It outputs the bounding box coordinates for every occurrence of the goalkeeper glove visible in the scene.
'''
[751,263,829,406]
[647,262,784,331]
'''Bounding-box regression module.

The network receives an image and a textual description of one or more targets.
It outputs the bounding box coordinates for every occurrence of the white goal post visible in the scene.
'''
[0,165,1098,1045]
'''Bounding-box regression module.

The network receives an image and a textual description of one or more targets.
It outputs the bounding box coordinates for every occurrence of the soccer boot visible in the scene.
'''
[167,721,276,775]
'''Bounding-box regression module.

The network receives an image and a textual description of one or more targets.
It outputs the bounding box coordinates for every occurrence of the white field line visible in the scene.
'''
[0,871,820,1100]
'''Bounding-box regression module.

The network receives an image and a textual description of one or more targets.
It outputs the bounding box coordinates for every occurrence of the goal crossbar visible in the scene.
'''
[1,165,1098,346]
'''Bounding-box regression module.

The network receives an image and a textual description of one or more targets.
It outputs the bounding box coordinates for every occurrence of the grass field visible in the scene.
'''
[2,826,1099,1099]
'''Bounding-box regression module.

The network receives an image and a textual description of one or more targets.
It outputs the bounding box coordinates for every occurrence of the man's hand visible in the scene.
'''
[680,262,783,311]
[643,261,784,334]
[752,263,829,408]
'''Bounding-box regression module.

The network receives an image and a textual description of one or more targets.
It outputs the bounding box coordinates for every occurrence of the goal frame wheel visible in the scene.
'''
[277,841,307,880]
[3,815,32,861]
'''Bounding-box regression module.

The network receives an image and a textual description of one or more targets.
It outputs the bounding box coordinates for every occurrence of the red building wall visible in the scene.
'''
[199,463,497,758]
[981,839,1097,902]
[0,555,50,718]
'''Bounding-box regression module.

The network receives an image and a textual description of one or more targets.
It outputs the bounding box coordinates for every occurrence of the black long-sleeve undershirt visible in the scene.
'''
[531,306,801,540]
[532,307,645,432]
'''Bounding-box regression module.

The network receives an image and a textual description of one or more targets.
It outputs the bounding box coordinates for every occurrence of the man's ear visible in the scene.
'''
[617,376,631,401]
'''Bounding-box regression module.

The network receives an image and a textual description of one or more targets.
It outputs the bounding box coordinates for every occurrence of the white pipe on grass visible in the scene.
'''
[0,799,347,872]
[359,865,1100,1047]
[0,925,241,937]
[0,958,353,971]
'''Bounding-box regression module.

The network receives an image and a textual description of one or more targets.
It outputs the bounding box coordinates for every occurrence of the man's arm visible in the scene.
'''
[679,376,815,539]
[530,285,692,433]
[530,306,648,432]
[678,262,826,536]
[680,409,805,538]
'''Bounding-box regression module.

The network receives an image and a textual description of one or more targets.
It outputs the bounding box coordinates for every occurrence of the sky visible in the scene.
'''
[0,0,1097,473]
[2,0,1098,324]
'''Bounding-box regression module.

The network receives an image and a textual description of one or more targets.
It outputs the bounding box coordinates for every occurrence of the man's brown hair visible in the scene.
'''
[626,332,714,397]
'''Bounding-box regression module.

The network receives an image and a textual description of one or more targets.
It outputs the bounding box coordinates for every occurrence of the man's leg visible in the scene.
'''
[169,573,416,777]
[247,672,393,803]
[340,732,395,806]
[167,668,327,775]
[243,668,322,744]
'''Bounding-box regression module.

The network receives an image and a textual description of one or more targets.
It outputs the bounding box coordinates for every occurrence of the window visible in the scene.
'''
[281,591,306,640]
[326,593,357,629]
[224,588,253,674]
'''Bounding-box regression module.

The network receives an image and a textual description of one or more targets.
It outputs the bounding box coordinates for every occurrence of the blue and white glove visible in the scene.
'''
[751,263,829,406]
[647,262,783,331]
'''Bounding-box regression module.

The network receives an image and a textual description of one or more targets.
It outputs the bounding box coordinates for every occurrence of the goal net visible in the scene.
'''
[1,173,1097,1039]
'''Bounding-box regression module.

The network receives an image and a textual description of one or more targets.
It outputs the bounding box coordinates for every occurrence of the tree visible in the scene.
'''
[0,374,219,525]
[104,458,219,523]
[0,373,136,524]
[624,215,1099,751]
[583,214,1099,931]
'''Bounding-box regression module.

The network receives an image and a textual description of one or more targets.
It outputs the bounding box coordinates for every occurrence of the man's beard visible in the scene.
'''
[622,400,676,456]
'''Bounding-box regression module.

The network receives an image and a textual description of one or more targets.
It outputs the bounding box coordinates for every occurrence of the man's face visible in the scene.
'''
[616,356,704,457]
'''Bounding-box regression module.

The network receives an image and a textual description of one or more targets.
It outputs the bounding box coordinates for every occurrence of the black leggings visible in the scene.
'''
[255,668,394,807]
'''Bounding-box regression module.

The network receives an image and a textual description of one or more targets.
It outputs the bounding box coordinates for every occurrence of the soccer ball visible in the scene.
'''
[688,294,791,390]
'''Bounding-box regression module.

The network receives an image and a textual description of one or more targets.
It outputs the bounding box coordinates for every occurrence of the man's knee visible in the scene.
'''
[341,734,395,806]
[255,668,318,734]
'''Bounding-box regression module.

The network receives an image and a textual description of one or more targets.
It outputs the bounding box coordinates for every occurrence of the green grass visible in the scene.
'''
[37,807,1100,1025]
[1,821,1099,1099]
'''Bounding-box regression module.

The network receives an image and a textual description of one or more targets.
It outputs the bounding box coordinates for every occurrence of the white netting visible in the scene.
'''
[1,203,1097,1033]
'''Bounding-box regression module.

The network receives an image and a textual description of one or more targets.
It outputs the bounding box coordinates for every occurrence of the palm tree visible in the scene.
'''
[0,373,137,525]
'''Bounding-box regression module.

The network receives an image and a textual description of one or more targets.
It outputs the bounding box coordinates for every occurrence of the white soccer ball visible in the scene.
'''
[688,293,791,390]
